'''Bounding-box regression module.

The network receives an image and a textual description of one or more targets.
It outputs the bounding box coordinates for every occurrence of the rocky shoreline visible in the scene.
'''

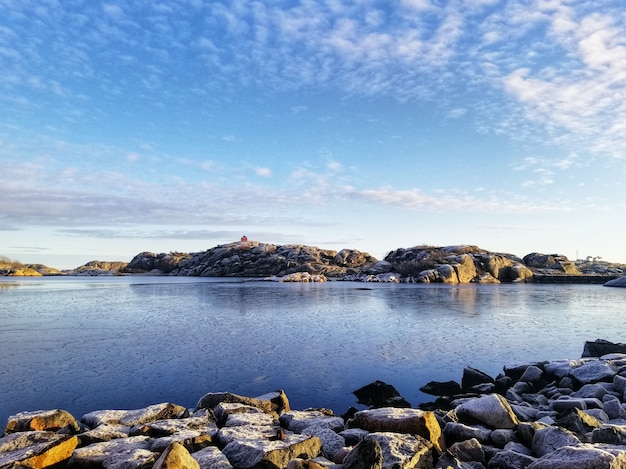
[5,339,626,469]
[3,242,626,285]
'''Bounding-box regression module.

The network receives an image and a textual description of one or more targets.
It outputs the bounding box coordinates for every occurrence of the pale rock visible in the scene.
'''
[149,430,214,453]
[531,426,581,457]
[364,432,434,469]
[81,403,187,428]
[571,383,608,399]
[220,433,321,469]
[518,366,544,384]
[569,360,619,385]
[215,426,277,447]
[342,438,382,469]
[301,424,345,460]
[152,441,200,469]
[78,423,131,445]
[130,416,217,437]
[527,443,626,469]
[339,428,369,446]
[280,411,344,433]
[224,413,277,428]
[191,445,234,469]
[0,431,78,469]
[544,360,580,379]
[67,435,158,468]
[3,409,80,435]
[214,403,265,426]
[349,407,444,453]
[455,395,519,429]
[197,391,289,416]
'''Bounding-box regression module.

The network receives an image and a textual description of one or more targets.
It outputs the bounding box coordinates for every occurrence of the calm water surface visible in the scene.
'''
[1,277,625,424]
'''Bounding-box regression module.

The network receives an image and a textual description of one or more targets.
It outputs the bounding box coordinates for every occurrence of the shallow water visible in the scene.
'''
[1,277,625,424]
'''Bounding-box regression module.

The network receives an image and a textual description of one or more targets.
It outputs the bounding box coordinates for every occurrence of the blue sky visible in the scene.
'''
[2,0,626,269]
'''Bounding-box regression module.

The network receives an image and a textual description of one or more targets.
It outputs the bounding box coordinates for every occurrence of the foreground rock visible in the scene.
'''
[7,340,626,468]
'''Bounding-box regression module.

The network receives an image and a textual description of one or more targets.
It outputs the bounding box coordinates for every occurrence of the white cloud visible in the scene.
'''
[254,167,272,177]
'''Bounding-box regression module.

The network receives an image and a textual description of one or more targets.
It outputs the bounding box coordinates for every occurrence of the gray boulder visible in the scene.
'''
[528,444,626,469]
[0,431,78,469]
[365,432,434,469]
[455,395,519,429]
[343,437,383,469]
[531,426,581,457]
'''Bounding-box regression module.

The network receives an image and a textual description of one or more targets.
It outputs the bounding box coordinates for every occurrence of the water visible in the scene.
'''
[1,277,625,425]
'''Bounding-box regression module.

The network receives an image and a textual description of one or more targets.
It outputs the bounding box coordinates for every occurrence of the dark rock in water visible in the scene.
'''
[353,381,411,408]
[419,380,462,397]
[461,366,495,390]
[582,339,626,357]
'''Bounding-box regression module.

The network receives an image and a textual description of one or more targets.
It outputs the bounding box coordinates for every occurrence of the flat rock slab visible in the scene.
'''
[3,409,80,435]
[191,445,234,469]
[349,407,444,453]
[279,411,344,433]
[221,433,321,469]
[67,435,158,468]
[0,431,78,469]
[81,403,187,428]
[528,443,626,469]
[569,360,619,385]
[365,432,433,469]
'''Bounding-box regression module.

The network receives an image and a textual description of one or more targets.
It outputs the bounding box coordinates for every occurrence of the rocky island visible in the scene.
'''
[4,339,626,469]
[3,242,626,285]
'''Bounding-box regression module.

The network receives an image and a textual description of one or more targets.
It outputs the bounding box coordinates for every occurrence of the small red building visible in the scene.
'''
[241,235,248,242]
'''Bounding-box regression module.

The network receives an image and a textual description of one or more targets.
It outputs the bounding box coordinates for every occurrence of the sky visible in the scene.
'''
[1,0,626,269]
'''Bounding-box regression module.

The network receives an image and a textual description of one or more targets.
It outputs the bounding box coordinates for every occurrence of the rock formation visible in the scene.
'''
[67,261,129,276]
[6,340,626,468]
[121,252,192,274]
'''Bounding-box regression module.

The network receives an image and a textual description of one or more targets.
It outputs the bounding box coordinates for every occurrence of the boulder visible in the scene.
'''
[582,339,626,358]
[191,445,234,469]
[0,431,78,469]
[3,409,80,435]
[78,424,131,445]
[67,435,158,468]
[152,441,200,469]
[443,422,492,445]
[81,403,187,428]
[353,381,411,408]
[487,449,537,469]
[531,426,581,457]
[569,360,618,385]
[301,424,345,460]
[342,437,383,469]
[419,380,463,397]
[197,391,289,417]
[220,433,322,469]
[604,276,626,287]
[279,410,344,434]
[461,367,495,390]
[348,407,444,453]
[364,432,434,469]
[446,438,485,465]
[455,394,519,429]
[527,443,626,469]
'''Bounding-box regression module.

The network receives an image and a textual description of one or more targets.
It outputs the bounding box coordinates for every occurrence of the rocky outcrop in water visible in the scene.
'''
[67,261,129,276]
[166,241,377,278]
[6,340,626,468]
[121,252,192,274]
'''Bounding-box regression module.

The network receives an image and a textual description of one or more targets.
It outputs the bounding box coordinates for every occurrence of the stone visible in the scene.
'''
[553,408,602,435]
[348,407,444,453]
[224,413,277,428]
[455,395,519,429]
[81,403,187,428]
[518,366,544,383]
[3,409,80,435]
[487,449,537,469]
[301,425,345,460]
[527,443,626,469]
[196,391,288,416]
[443,422,492,445]
[582,339,626,358]
[152,442,200,469]
[570,360,619,385]
[149,431,214,453]
[551,398,588,412]
[461,367,494,390]
[490,429,515,448]
[280,411,344,434]
[130,416,217,437]
[364,432,434,469]
[571,383,608,399]
[67,435,158,468]
[215,426,278,447]
[0,431,78,469]
[78,423,131,445]
[220,433,322,469]
[613,374,626,395]
[353,381,411,408]
[286,458,328,469]
[446,438,485,465]
[591,425,626,445]
[531,426,581,457]
[342,437,382,469]
[191,445,234,469]
[603,395,626,420]
[419,380,463,397]
[544,360,579,379]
